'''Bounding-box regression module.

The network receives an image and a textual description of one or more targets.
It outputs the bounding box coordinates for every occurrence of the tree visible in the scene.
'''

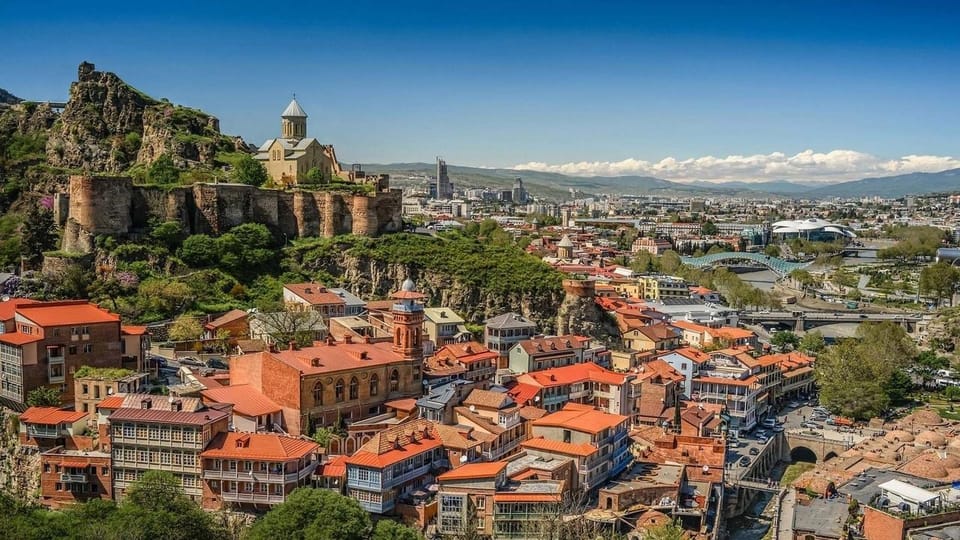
[247,488,371,540]
[251,304,325,349]
[631,250,658,274]
[150,221,185,251]
[147,154,180,185]
[20,204,58,268]
[116,470,227,540]
[168,314,203,342]
[799,331,826,353]
[706,244,727,255]
[643,519,686,540]
[884,369,914,404]
[26,386,61,407]
[816,339,890,420]
[305,167,327,184]
[371,520,422,540]
[919,261,960,306]
[179,235,219,267]
[233,154,269,187]
[945,385,960,402]
[764,244,781,257]
[857,322,916,377]
[659,250,682,275]
[216,223,276,275]
[771,331,800,352]
[701,221,718,236]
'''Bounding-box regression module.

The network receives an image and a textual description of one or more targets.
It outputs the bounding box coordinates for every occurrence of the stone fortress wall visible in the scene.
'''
[59,175,403,253]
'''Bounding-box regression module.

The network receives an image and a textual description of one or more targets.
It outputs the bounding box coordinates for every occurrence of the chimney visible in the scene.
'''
[171,400,183,412]
[311,358,321,367]
[325,335,335,346]
[288,341,297,351]
[140,398,151,409]
[344,335,353,344]
[305,287,313,294]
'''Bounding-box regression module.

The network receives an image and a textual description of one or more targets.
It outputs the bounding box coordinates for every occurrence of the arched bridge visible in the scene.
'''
[681,252,812,277]
[783,431,853,463]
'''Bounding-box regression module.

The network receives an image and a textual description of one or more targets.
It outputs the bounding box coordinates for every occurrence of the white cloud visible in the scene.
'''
[511,149,960,183]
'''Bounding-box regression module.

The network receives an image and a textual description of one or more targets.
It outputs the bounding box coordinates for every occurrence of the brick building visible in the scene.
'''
[229,279,426,437]
[74,367,148,421]
[39,447,112,509]
[0,300,127,407]
[424,342,498,388]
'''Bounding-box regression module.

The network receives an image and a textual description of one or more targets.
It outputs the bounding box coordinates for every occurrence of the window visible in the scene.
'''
[43,463,50,473]
[390,370,399,393]
[81,384,88,396]
[313,381,323,405]
[349,377,359,400]
[335,379,345,402]
[82,344,93,353]
[369,374,379,396]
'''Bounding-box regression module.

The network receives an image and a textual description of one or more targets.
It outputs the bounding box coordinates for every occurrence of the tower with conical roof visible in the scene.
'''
[281,97,307,139]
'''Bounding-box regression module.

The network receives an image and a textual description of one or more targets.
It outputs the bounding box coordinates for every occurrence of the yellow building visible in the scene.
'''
[255,98,342,186]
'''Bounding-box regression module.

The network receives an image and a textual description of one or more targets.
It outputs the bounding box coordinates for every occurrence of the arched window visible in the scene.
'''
[349,377,359,400]
[390,370,400,393]
[369,374,379,397]
[312,382,323,405]
[335,379,345,402]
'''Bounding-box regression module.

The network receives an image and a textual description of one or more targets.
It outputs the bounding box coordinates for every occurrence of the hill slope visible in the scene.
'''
[802,168,960,198]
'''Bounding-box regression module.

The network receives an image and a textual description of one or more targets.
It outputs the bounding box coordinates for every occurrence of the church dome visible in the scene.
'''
[282,98,307,118]
[401,278,416,292]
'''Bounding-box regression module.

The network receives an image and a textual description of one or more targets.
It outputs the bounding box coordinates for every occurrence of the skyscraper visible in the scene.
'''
[435,157,453,199]
[512,177,528,205]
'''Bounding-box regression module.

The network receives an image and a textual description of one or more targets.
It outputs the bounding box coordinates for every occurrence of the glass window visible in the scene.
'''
[369,374,379,396]
[313,382,323,404]
[349,377,359,400]
[335,379,344,402]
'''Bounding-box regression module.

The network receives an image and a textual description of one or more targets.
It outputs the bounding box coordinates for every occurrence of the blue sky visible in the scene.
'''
[3,0,959,182]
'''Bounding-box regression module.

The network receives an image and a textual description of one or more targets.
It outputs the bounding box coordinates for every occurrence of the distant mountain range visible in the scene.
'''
[361,162,960,200]
[0,88,21,105]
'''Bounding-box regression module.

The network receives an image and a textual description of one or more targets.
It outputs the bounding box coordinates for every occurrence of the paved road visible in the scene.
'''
[777,488,797,540]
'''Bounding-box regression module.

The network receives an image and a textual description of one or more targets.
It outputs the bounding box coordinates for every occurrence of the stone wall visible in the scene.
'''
[60,175,403,253]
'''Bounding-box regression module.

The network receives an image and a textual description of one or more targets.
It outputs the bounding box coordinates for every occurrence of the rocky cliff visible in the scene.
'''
[0,88,21,106]
[45,62,243,173]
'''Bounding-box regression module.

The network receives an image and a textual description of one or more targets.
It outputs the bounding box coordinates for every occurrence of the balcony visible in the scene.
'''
[111,434,203,449]
[220,490,286,505]
[27,426,60,438]
[60,473,87,483]
[48,355,65,383]
[203,462,317,484]
[383,462,432,489]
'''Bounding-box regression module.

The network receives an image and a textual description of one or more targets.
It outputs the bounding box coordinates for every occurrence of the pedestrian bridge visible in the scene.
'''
[681,252,812,277]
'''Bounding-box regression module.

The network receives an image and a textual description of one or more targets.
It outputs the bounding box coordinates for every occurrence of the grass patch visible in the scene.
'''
[781,462,816,486]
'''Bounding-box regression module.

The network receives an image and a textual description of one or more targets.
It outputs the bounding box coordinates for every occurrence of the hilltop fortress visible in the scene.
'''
[58,176,402,253]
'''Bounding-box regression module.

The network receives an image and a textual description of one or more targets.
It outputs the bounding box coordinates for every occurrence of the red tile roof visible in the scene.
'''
[236,340,409,376]
[346,419,444,468]
[20,407,86,425]
[284,283,347,306]
[0,332,42,345]
[517,361,628,388]
[532,403,628,435]
[96,395,126,410]
[201,432,318,460]
[506,383,541,406]
[667,347,711,365]
[517,335,587,357]
[385,398,419,412]
[200,385,281,417]
[0,298,39,321]
[203,309,248,331]
[521,437,597,457]
[319,455,348,477]
[16,301,120,327]
[433,341,497,365]
[635,359,685,384]
[438,461,507,482]
[121,325,148,336]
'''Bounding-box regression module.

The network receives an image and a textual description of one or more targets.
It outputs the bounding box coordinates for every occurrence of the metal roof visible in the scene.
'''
[281,98,307,118]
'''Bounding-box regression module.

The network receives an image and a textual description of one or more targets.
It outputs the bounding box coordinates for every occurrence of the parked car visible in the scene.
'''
[825,418,837,425]
[749,447,760,456]
[739,456,751,466]
[772,425,785,432]
[205,358,228,370]
[757,434,770,444]
[762,418,777,429]
[179,356,203,367]
[788,401,801,408]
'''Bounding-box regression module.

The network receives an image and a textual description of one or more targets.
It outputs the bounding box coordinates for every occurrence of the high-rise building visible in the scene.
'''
[435,157,454,199]
[512,177,528,205]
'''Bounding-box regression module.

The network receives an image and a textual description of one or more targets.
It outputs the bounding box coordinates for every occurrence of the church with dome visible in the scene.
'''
[255,98,345,186]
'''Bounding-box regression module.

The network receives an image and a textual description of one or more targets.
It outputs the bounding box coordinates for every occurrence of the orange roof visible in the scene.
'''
[346,419,444,468]
[438,461,507,482]
[201,432,318,461]
[670,320,711,333]
[203,309,248,331]
[532,403,628,435]
[0,298,39,321]
[319,455,348,477]
[667,347,711,365]
[0,332,42,345]
[708,327,756,340]
[96,395,126,410]
[16,301,120,327]
[517,361,628,388]
[522,437,597,457]
[506,383,541,406]
[433,341,497,365]
[385,398,419,412]
[518,335,587,356]
[201,385,281,417]
[20,407,86,425]
[236,340,409,375]
[121,325,148,336]
[693,375,758,387]
[284,283,346,306]
[635,359,685,384]
[347,438,443,468]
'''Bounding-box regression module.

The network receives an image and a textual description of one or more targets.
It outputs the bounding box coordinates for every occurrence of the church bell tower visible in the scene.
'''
[391,278,425,359]
[281,97,307,139]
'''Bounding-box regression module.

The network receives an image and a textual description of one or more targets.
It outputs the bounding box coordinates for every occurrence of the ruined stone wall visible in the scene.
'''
[60,175,402,253]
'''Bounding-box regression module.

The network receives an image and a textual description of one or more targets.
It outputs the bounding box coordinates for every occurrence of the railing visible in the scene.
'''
[60,473,87,483]
[219,491,286,504]
[203,463,316,483]
[111,435,203,449]
[384,463,432,489]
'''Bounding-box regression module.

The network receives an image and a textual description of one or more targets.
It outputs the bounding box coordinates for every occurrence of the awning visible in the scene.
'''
[60,460,90,468]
